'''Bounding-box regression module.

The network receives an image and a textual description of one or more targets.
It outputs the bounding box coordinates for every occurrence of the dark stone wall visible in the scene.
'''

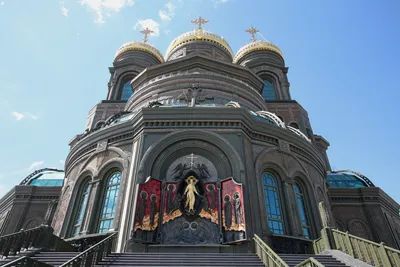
[0,185,61,235]
[329,187,400,249]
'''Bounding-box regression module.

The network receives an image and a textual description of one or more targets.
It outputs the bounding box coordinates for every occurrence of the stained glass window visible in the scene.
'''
[99,172,121,233]
[294,183,311,239]
[263,173,284,234]
[72,181,91,236]
[121,81,133,100]
[262,80,276,100]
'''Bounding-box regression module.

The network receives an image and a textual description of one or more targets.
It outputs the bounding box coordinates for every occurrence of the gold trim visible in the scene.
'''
[233,41,283,63]
[166,29,234,60]
[114,42,164,63]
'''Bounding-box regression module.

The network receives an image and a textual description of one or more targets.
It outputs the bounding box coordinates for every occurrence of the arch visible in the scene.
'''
[136,130,245,184]
[70,177,91,237]
[257,71,280,100]
[262,171,285,235]
[115,71,139,100]
[293,182,312,239]
[98,171,122,233]
[94,121,105,129]
[23,217,42,229]
[348,219,371,240]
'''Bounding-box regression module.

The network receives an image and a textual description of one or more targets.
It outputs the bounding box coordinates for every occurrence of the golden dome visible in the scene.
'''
[233,40,283,63]
[165,29,234,60]
[114,41,164,63]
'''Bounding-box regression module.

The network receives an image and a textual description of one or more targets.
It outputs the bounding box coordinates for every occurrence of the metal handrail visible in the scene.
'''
[1,256,53,267]
[60,232,117,267]
[253,234,289,267]
[295,257,324,267]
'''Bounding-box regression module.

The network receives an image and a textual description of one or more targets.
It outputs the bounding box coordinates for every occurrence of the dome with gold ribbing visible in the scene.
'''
[114,28,164,63]
[233,27,284,65]
[165,16,234,62]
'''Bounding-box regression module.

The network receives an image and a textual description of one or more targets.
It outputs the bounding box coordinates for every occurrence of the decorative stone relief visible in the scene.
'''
[279,140,290,153]
[97,140,108,152]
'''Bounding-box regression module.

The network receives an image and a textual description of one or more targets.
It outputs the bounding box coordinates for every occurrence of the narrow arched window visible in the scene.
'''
[99,172,121,233]
[72,181,91,236]
[294,183,311,239]
[263,173,284,234]
[262,80,276,100]
[121,81,133,100]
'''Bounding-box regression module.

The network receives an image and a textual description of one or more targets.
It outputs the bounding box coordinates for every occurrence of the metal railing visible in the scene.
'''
[313,227,400,267]
[295,257,324,267]
[60,232,117,267]
[1,256,52,267]
[0,225,72,259]
[253,234,289,267]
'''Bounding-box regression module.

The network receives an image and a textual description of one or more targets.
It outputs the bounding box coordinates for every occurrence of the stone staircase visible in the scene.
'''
[97,253,264,267]
[279,254,349,267]
[29,251,80,266]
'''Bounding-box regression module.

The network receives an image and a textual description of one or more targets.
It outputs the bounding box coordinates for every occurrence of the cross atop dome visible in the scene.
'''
[140,27,154,43]
[191,16,209,30]
[246,26,259,42]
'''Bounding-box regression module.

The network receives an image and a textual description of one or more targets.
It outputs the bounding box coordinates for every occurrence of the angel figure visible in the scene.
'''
[171,163,189,180]
[184,176,199,213]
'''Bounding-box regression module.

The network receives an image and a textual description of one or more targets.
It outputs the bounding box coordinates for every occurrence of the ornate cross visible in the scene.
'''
[140,27,154,43]
[187,153,198,168]
[246,26,259,42]
[191,16,209,30]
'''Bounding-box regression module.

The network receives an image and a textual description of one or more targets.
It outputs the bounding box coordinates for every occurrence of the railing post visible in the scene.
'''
[378,242,391,267]
[344,231,354,257]
[321,227,335,250]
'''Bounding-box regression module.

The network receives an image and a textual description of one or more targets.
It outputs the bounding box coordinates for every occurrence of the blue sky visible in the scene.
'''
[0,0,399,203]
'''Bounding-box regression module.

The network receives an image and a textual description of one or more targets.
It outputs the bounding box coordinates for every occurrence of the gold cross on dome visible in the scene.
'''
[191,16,209,30]
[140,27,154,43]
[246,26,259,42]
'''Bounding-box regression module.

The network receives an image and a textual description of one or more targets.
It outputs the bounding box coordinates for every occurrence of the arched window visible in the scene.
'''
[99,172,121,233]
[262,80,276,100]
[294,183,311,239]
[121,81,134,100]
[72,180,91,236]
[263,172,284,234]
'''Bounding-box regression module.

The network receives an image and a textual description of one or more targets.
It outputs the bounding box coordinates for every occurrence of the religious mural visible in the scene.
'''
[221,177,246,243]
[132,154,245,245]
[132,178,162,243]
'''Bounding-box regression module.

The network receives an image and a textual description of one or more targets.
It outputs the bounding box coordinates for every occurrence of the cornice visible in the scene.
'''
[66,107,327,177]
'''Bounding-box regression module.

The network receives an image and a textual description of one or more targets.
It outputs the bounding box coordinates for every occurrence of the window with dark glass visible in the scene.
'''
[263,172,284,234]
[121,81,133,100]
[289,122,299,129]
[99,172,121,233]
[262,80,276,100]
[294,183,311,239]
[72,181,91,236]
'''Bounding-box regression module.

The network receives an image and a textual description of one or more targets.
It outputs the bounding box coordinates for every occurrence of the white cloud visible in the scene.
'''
[11,111,24,121]
[61,6,69,17]
[26,112,39,120]
[158,1,176,21]
[0,2,4,6]
[134,19,160,37]
[60,160,65,165]
[79,0,134,24]
[11,111,39,121]
[211,0,229,7]
[28,161,44,171]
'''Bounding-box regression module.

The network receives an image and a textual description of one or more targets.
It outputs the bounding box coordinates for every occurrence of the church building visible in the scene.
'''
[1,17,399,265]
